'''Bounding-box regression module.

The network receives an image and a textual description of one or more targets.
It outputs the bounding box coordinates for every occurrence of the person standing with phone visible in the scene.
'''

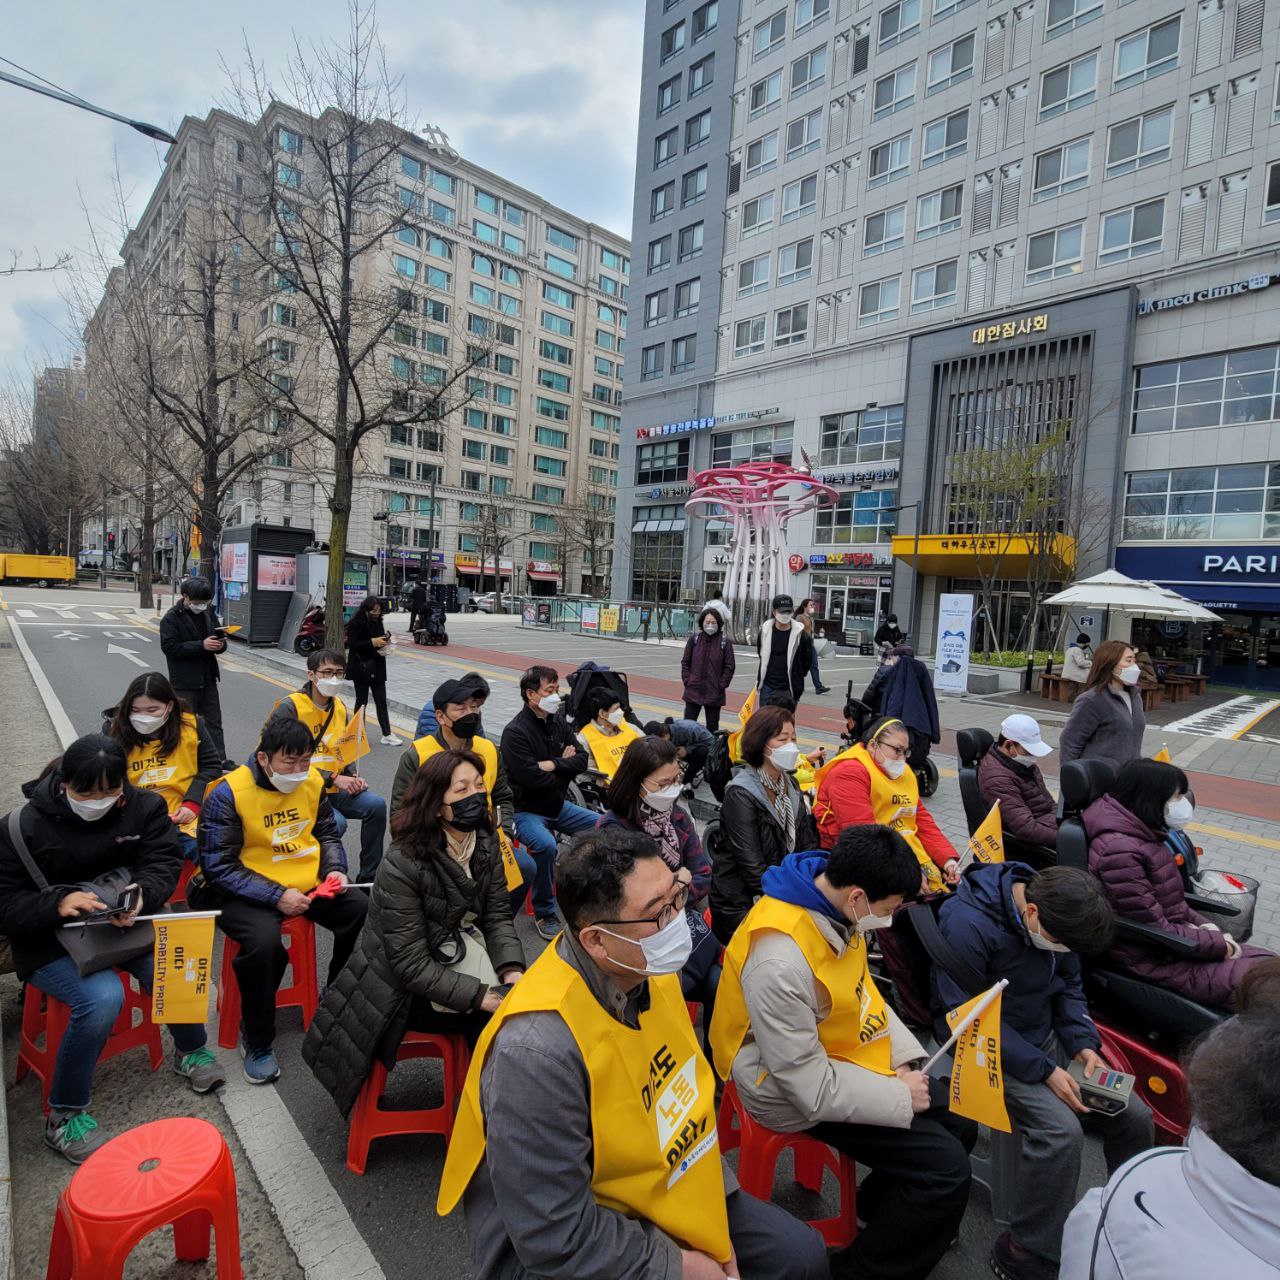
[159,576,231,769]
[345,596,401,746]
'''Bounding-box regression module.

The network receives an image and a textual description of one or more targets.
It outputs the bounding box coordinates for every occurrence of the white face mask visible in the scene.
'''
[130,710,170,735]
[767,742,801,773]
[66,792,121,821]
[878,754,907,780]
[1165,795,1194,829]
[1119,663,1141,686]
[315,677,345,698]
[774,611,793,625]
[606,707,626,727]
[596,909,693,977]
[268,767,311,794]
[852,895,895,934]
[187,601,209,614]
[643,782,682,813]
[1028,916,1070,953]
[703,621,719,635]
[538,692,562,715]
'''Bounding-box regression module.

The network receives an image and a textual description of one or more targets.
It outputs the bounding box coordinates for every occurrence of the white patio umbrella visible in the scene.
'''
[1045,570,1221,621]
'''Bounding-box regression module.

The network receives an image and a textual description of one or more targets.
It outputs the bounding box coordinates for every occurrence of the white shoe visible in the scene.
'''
[380,734,402,746]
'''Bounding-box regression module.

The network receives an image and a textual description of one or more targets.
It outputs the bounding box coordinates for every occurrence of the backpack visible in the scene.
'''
[703,731,733,803]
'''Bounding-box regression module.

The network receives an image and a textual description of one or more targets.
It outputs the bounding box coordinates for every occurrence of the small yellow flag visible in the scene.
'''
[727,687,758,764]
[497,831,524,893]
[331,707,372,770]
[961,801,1005,871]
[151,914,216,1024]
[945,986,1012,1132]
[1153,746,1172,764]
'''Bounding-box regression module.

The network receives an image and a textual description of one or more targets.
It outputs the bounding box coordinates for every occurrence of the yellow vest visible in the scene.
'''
[709,895,894,1082]
[580,720,642,779]
[438,943,731,1263]
[224,765,326,892]
[412,735,520,891]
[284,691,349,779]
[815,743,943,893]
[127,713,201,836]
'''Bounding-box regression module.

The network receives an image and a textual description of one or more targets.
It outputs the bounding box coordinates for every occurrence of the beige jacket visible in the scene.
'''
[731,908,924,1133]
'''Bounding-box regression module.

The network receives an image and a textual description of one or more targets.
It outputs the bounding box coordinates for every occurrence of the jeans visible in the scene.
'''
[512,802,599,920]
[810,646,825,690]
[507,841,537,916]
[174,683,228,763]
[330,787,388,881]
[30,953,208,1112]
[682,699,721,733]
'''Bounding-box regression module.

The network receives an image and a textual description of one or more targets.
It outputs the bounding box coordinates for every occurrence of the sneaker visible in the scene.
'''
[239,1040,281,1085]
[991,1232,1059,1280]
[814,684,832,694]
[535,916,561,942]
[45,1110,109,1165]
[174,1046,226,1094]
[380,734,403,746]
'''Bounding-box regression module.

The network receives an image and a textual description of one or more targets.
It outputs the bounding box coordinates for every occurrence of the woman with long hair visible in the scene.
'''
[680,605,736,731]
[1059,640,1145,769]
[304,749,526,1117]
[103,671,222,866]
[1083,758,1271,1007]
[0,734,221,1163]
[346,595,401,746]
[796,597,831,695]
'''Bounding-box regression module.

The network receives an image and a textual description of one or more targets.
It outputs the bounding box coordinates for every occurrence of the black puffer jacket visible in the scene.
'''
[303,826,525,1116]
[0,771,181,979]
[159,600,224,689]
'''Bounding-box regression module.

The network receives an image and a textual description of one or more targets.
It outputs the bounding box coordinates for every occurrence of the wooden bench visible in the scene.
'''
[1159,677,1191,704]
[1175,672,1209,697]
[1040,673,1074,704]
[1140,686,1164,712]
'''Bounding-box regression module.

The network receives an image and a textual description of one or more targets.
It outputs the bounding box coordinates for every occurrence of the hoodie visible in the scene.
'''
[934,861,1099,1083]
[760,849,846,925]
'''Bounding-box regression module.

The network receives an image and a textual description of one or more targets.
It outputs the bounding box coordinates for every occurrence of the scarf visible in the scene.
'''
[755,766,796,850]
[640,802,682,871]
[444,828,476,873]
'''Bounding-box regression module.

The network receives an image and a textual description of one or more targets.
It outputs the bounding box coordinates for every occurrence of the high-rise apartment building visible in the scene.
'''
[618,0,1280,688]
[85,107,628,598]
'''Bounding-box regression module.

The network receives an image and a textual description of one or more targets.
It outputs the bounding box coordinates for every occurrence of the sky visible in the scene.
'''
[0,0,643,392]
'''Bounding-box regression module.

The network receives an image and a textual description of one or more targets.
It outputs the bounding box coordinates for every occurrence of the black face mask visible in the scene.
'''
[445,791,489,831]
[449,713,482,740]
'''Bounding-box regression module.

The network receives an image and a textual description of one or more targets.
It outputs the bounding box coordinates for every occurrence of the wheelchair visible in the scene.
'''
[955,728,1057,869]
[560,663,645,814]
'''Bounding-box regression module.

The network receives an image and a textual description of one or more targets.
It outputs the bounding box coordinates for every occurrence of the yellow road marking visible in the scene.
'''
[1187,820,1280,853]
[1232,701,1280,739]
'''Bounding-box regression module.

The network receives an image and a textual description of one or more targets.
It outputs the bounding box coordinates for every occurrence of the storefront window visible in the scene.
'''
[636,439,690,485]
[814,491,898,544]
[632,532,685,601]
[810,573,884,642]
[1122,462,1280,541]
[819,405,905,467]
[1132,343,1280,434]
[711,421,794,466]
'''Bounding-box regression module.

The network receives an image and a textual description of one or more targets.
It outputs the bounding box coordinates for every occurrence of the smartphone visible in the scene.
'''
[1067,1060,1135,1114]
[110,883,142,919]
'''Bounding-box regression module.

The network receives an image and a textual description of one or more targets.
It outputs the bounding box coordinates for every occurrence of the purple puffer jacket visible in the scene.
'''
[1082,794,1256,1007]
[681,630,735,708]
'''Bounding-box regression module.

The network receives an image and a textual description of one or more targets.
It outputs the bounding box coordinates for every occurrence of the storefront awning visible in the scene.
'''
[527,569,562,582]
[892,533,1076,578]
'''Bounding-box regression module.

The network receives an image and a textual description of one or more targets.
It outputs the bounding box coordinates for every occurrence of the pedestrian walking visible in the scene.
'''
[680,607,735,732]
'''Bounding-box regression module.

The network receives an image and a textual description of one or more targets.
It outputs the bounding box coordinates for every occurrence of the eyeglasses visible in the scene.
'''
[315,669,344,679]
[594,883,688,931]
[875,739,909,760]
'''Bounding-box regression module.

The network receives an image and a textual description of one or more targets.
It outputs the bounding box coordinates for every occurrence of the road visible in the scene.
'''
[0,586,1165,1278]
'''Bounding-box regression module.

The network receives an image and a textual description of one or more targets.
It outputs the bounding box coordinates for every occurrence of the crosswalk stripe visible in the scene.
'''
[94,611,120,620]
[15,609,36,618]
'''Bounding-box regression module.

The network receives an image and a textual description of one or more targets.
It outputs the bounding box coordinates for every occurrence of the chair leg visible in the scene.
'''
[793,1142,827,1194]
[43,1204,74,1280]
[172,1208,213,1262]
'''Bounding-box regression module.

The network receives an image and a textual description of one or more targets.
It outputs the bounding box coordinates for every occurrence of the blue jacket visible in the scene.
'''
[933,861,1099,1084]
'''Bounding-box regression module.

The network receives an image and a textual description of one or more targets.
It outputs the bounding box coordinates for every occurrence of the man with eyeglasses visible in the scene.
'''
[438,825,828,1280]
[268,648,388,882]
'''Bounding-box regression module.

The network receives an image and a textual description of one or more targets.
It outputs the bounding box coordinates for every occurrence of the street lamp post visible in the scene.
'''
[0,67,177,143]
[884,500,923,640]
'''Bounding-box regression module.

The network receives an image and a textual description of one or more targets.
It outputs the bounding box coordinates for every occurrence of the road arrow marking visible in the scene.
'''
[106,643,148,667]
[53,631,84,641]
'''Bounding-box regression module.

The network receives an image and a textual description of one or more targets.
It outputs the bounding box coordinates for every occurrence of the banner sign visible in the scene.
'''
[151,915,216,1024]
[934,593,973,694]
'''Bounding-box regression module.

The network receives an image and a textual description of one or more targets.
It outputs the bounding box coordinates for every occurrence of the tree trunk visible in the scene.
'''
[325,443,354,651]
[198,451,221,583]
[138,476,156,610]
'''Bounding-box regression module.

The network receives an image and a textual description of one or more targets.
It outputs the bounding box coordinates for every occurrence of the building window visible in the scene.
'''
[692,0,718,41]
[658,74,681,115]
[545,252,577,280]
[927,34,975,95]
[278,127,302,154]
[750,71,783,118]
[1105,105,1172,177]
[535,425,570,448]
[1100,197,1164,263]
[672,333,697,371]
[858,277,901,326]
[631,526,685,603]
[541,310,574,337]
[774,303,809,346]
[637,438,690,484]
[921,108,968,167]
[916,183,963,238]
[641,344,665,381]
[645,290,669,327]
[746,130,780,178]
[869,133,911,187]
[689,53,715,96]
[1033,137,1091,201]
[815,490,898,545]
[1039,51,1097,119]
[712,421,794,466]
[652,182,676,220]
[781,174,818,222]
[655,127,679,167]
[533,454,567,477]
[547,225,579,254]
[595,355,615,376]
[649,236,672,272]
[1132,345,1280,435]
[878,0,920,49]
[1114,15,1180,91]
[1047,0,1102,39]
[738,253,771,297]
[754,10,787,59]
[540,338,572,365]
[790,46,827,97]
[538,368,571,394]
[685,109,712,152]
[911,259,959,312]
[536,396,570,421]
[873,64,917,120]
[1026,222,1084,282]
[661,20,686,62]
[1267,161,1280,223]
[675,278,700,317]
[735,315,767,356]
[819,405,904,466]
[677,222,704,262]
[429,201,455,226]
[786,109,823,160]
[795,0,831,33]
[777,236,814,284]
[463,439,486,462]
[1123,463,1280,541]
[470,282,495,308]
[864,205,906,255]
[388,456,411,480]
[742,192,775,236]
[681,165,708,206]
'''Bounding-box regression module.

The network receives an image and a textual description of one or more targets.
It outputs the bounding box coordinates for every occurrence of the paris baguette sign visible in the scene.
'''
[1136,272,1278,316]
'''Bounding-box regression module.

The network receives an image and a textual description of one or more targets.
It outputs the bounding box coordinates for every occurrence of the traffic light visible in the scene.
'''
[107,532,116,548]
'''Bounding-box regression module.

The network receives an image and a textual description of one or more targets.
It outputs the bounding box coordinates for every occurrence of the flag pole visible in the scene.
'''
[62,910,223,928]
[922,979,1008,1074]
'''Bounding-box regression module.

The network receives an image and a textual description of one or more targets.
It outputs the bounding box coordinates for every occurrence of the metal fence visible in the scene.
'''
[519,598,703,642]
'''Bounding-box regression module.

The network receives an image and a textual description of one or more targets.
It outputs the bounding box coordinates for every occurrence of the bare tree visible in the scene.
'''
[1,249,72,277]
[458,493,519,610]
[226,3,485,647]
[559,485,617,598]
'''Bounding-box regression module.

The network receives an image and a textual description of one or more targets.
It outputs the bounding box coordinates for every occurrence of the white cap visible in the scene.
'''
[1000,714,1053,757]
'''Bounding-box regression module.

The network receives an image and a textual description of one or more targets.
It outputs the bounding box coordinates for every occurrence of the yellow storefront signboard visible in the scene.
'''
[891,534,1076,578]
[972,314,1048,345]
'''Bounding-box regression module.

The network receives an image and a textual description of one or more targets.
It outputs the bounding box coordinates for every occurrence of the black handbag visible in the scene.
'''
[6,809,156,976]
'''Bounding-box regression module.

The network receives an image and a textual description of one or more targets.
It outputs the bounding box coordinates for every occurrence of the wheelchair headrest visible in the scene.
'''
[956,728,994,768]
[1060,759,1116,816]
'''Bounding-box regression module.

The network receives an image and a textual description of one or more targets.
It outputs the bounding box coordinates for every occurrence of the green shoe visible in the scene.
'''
[174,1046,227,1094]
[45,1110,108,1165]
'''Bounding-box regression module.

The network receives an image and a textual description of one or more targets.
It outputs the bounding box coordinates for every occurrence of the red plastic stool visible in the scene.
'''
[45,1116,242,1279]
[18,974,163,1115]
[168,860,197,906]
[216,916,318,1050]
[346,1031,470,1174]
[718,1081,858,1248]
